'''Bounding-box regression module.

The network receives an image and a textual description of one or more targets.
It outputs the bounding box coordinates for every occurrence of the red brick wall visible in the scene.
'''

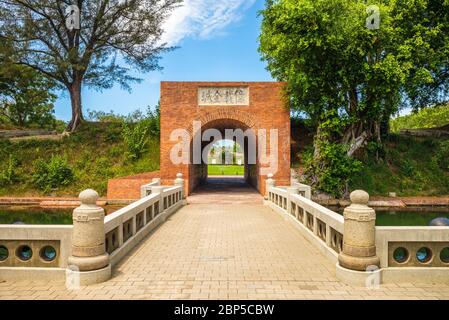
[107,82,291,199]
[107,171,160,200]
[160,82,291,196]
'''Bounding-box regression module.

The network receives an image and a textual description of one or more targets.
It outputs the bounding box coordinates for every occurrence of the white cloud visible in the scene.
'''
[161,0,257,45]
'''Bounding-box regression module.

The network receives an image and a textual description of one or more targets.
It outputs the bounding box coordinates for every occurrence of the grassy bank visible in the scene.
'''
[1,121,448,198]
[291,117,449,197]
[208,165,244,176]
[0,122,160,197]
[349,134,449,196]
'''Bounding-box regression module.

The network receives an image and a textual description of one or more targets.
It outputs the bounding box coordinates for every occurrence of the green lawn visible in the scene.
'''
[208,165,244,176]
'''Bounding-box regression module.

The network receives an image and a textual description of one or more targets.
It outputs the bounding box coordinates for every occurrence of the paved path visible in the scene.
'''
[187,177,264,205]
[1,180,449,300]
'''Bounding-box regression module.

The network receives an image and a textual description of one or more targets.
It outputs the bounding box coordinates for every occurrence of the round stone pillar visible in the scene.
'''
[66,189,111,286]
[338,190,380,271]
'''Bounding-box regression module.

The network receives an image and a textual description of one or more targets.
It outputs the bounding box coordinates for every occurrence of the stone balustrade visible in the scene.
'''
[291,182,312,200]
[267,184,344,262]
[266,175,449,285]
[140,178,162,198]
[0,225,72,281]
[0,174,186,284]
[376,227,449,268]
[104,179,185,268]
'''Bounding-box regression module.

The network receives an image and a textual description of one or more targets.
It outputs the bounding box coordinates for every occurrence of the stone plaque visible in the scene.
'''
[198,87,249,106]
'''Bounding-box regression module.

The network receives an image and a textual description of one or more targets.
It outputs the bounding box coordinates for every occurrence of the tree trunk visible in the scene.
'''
[67,81,84,132]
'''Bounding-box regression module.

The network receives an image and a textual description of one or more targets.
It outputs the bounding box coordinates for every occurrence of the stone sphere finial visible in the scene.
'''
[177,173,183,179]
[79,189,99,205]
[267,173,273,179]
[350,190,369,205]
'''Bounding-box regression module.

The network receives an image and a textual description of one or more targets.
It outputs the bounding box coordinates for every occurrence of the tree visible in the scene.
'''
[0,0,181,131]
[0,65,57,128]
[0,40,56,128]
[259,0,449,196]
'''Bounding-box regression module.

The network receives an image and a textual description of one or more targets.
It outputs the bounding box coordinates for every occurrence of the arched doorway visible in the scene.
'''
[160,82,291,196]
[188,118,260,194]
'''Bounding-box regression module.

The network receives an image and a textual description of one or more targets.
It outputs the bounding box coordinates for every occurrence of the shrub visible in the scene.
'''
[390,105,449,132]
[304,143,362,197]
[122,121,150,161]
[32,156,74,192]
[400,159,415,177]
[0,154,20,186]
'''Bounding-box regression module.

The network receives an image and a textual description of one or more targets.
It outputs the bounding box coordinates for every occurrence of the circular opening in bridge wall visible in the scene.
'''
[40,246,57,262]
[440,247,449,264]
[416,247,432,264]
[0,246,8,261]
[393,247,409,264]
[16,245,33,261]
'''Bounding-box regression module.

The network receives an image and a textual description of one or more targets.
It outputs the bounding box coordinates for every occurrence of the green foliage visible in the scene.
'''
[87,109,126,123]
[390,105,449,132]
[0,63,57,129]
[350,135,449,196]
[0,122,160,197]
[259,0,410,131]
[259,0,449,191]
[434,141,449,171]
[399,159,415,177]
[208,165,244,176]
[122,121,150,161]
[0,1,180,131]
[32,156,74,193]
[304,142,362,197]
[0,154,20,186]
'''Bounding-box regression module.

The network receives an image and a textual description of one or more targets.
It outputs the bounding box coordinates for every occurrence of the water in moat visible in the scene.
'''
[0,204,448,226]
[0,206,122,225]
[328,206,449,226]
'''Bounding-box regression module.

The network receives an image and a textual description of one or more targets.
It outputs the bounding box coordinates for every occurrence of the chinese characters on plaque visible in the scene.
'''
[198,87,249,106]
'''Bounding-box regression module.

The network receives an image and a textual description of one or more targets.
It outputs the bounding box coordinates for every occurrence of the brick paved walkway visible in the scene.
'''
[1,185,449,299]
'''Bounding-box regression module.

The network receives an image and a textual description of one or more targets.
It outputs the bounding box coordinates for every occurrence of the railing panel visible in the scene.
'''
[376,226,449,268]
[0,225,72,268]
[267,185,343,261]
[104,185,185,267]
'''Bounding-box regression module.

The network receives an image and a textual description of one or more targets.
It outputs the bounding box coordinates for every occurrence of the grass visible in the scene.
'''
[208,165,244,176]
[0,122,160,197]
[1,120,448,198]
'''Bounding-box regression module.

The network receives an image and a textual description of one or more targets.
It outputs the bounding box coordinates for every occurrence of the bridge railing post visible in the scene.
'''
[337,190,381,286]
[286,186,299,214]
[174,173,185,199]
[151,186,165,214]
[66,189,111,286]
[265,174,275,200]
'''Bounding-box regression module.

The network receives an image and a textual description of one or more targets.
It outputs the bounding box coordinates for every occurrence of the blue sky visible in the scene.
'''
[54,0,273,121]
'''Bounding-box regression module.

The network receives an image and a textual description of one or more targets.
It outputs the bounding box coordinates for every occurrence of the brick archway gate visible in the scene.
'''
[160,82,291,196]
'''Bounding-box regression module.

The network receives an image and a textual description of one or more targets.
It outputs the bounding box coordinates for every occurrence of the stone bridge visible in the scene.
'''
[1,81,449,300]
[1,176,449,300]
